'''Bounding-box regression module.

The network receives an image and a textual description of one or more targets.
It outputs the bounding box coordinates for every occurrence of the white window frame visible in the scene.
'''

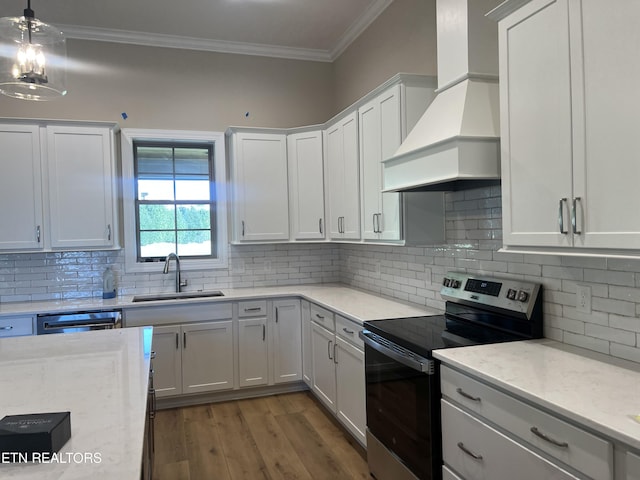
[121,128,228,273]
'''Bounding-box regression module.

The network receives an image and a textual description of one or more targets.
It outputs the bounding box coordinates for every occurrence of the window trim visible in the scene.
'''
[121,129,228,273]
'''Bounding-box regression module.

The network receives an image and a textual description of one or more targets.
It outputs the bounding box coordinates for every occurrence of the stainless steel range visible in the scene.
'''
[359,272,543,480]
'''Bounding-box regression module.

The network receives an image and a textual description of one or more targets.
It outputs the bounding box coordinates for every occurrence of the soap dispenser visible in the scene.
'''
[102,266,116,299]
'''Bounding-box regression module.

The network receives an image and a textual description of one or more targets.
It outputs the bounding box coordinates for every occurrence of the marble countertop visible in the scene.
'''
[434,339,640,450]
[0,284,439,325]
[0,327,153,479]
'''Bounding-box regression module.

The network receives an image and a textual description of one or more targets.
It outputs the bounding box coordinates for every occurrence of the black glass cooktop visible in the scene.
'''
[364,314,525,359]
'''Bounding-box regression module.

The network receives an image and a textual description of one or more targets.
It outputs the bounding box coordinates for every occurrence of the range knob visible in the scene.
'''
[450,279,461,289]
[443,278,451,287]
[506,288,517,300]
[517,290,529,302]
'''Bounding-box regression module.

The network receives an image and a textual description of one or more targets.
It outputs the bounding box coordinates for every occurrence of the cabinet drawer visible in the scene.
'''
[238,300,267,317]
[441,366,613,480]
[0,315,33,337]
[442,400,580,480]
[335,314,362,348]
[310,303,334,331]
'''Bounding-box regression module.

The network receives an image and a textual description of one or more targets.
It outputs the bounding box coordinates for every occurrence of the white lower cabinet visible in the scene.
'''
[627,451,640,480]
[440,365,613,480]
[238,317,268,387]
[442,400,579,480]
[152,321,234,398]
[272,299,302,384]
[310,304,366,446]
[301,300,313,387]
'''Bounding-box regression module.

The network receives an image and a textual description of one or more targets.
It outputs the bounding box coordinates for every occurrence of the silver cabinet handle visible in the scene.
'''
[343,327,354,335]
[150,351,156,360]
[241,220,245,237]
[319,218,323,235]
[456,387,481,402]
[333,342,338,364]
[107,224,112,241]
[0,325,13,331]
[558,198,568,234]
[36,225,41,243]
[175,332,179,349]
[262,324,266,341]
[372,213,377,233]
[457,442,483,460]
[183,331,187,349]
[530,426,569,448]
[275,307,279,323]
[315,313,325,320]
[571,197,582,234]
[244,307,262,312]
[327,340,333,360]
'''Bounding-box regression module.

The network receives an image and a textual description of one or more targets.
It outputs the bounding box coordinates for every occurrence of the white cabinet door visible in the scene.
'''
[152,325,182,398]
[181,320,234,394]
[311,322,337,411]
[499,0,574,248]
[46,125,116,248]
[570,0,640,249]
[230,132,289,242]
[287,131,325,240]
[325,112,360,240]
[0,125,44,250]
[627,450,640,480]
[238,317,269,387]
[272,299,302,384]
[301,300,313,387]
[335,336,366,445]
[359,85,402,241]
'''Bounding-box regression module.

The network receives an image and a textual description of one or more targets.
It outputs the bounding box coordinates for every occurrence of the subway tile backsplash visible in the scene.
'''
[1,186,640,364]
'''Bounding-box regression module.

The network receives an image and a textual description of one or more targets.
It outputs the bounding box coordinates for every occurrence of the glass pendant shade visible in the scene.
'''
[0,10,67,101]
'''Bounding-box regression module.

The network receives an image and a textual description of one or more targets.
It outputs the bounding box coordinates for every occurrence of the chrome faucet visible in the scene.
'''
[163,253,185,292]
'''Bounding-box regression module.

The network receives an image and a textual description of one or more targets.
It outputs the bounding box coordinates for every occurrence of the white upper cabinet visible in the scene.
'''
[287,130,325,240]
[359,85,403,241]
[46,125,117,249]
[0,121,118,252]
[0,125,44,250]
[496,0,640,252]
[325,112,361,240]
[227,130,289,242]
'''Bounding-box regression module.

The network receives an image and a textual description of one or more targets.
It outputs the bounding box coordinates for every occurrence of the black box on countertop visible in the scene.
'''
[0,412,71,462]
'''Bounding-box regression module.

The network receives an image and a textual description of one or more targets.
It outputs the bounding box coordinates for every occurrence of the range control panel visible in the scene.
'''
[441,272,541,318]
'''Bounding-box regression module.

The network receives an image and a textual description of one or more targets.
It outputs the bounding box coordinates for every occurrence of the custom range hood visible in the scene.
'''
[383,0,502,192]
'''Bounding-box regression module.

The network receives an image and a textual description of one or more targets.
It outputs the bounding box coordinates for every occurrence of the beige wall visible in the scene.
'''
[332,0,438,114]
[0,41,334,131]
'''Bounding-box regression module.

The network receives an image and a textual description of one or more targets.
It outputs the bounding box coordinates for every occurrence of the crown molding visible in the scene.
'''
[329,0,394,61]
[60,24,333,62]
[58,0,394,63]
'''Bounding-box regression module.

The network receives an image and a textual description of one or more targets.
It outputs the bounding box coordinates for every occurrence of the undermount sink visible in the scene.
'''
[131,290,225,302]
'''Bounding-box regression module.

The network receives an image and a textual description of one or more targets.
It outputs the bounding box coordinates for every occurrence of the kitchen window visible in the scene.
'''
[121,129,228,273]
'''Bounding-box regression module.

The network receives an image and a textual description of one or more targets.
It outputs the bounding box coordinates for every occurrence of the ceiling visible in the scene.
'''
[2,0,394,62]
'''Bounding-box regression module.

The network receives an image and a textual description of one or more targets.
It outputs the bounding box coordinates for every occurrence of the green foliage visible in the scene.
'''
[139,204,211,246]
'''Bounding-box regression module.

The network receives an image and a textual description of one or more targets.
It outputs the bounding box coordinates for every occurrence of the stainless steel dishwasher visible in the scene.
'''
[36,310,122,335]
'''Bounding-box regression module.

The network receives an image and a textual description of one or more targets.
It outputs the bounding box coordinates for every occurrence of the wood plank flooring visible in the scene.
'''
[152,391,369,480]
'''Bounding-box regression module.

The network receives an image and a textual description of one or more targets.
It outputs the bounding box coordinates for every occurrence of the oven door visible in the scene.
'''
[361,331,441,480]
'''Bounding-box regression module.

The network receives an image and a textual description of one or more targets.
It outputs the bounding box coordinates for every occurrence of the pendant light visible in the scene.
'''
[0,0,67,100]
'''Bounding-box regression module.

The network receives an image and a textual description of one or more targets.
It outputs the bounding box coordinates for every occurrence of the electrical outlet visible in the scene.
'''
[373,259,381,278]
[576,284,592,314]
[264,260,272,273]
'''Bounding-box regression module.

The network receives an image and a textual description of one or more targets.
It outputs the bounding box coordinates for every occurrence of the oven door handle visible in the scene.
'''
[42,320,118,330]
[360,330,434,374]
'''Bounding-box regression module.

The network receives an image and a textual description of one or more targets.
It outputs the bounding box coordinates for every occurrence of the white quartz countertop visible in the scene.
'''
[0,327,153,479]
[0,284,438,325]
[433,339,640,450]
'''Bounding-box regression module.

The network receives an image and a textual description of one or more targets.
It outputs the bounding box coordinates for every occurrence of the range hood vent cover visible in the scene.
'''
[383,0,502,192]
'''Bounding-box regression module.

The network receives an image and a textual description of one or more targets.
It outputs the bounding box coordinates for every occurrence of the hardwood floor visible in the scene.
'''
[152,391,369,480]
